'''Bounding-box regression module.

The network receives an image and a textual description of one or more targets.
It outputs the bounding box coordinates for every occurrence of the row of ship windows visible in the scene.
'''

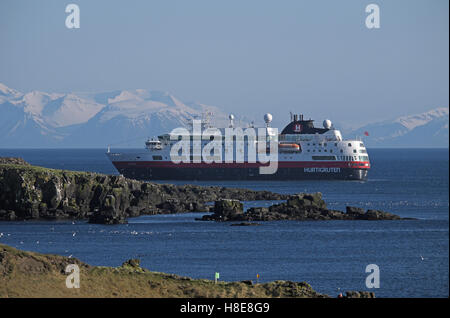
[339,156,370,161]
[318,156,370,161]
[306,142,365,148]
[309,156,370,161]
[170,137,365,147]
[307,148,367,154]
[152,155,370,161]
[336,156,369,161]
[311,156,370,161]
[307,149,336,153]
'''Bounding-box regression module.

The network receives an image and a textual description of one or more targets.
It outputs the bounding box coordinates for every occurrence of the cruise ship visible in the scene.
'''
[106,113,370,180]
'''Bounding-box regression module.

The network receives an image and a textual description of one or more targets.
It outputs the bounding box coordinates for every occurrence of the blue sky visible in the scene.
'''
[0,0,448,128]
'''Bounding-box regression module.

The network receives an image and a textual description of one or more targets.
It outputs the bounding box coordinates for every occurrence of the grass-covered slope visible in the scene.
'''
[0,243,326,298]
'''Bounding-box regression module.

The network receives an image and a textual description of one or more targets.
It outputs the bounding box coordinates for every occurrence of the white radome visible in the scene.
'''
[323,119,332,129]
[264,113,273,123]
[229,114,235,120]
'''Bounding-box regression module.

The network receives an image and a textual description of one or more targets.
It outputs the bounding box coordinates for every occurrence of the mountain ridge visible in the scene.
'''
[349,107,449,148]
[0,83,448,148]
[0,84,236,148]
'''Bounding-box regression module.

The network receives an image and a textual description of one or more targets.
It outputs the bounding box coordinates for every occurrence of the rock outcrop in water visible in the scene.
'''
[0,157,407,224]
[199,194,405,222]
[0,158,287,223]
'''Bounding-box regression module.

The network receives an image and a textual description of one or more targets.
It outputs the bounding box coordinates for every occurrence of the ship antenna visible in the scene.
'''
[202,111,213,128]
[229,114,235,128]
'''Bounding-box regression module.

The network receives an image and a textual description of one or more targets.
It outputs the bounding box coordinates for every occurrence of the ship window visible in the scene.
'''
[324,143,327,147]
[307,150,310,152]
[360,143,364,147]
[348,143,352,147]
[324,149,327,152]
[353,149,357,153]
[313,150,315,152]
[318,150,321,152]
[335,143,338,146]
[330,149,333,153]
[340,149,343,153]
[152,155,162,160]
[312,156,336,161]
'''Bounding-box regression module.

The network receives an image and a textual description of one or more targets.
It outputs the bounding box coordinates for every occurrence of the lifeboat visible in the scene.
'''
[279,143,301,152]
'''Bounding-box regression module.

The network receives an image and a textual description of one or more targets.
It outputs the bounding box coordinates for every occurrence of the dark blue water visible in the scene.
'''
[0,148,448,297]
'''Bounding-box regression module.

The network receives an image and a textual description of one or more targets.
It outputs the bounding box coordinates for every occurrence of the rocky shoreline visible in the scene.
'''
[199,194,409,222]
[0,243,374,298]
[0,157,286,224]
[0,157,409,224]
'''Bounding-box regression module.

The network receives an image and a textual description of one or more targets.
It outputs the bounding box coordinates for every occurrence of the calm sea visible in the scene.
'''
[0,148,448,297]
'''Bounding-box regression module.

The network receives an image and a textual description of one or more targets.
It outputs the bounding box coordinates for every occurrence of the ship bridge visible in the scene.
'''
[279,114,342,143]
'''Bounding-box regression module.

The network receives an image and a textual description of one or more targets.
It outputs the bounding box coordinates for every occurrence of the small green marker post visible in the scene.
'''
[215,272,220,284]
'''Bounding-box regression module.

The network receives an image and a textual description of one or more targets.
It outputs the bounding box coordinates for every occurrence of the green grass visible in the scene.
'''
[0,243,326,298]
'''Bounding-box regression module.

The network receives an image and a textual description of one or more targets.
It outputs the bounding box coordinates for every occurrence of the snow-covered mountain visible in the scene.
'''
[1,83,447,148]
[65,90,222,147]
[0,84,237,148]
[0,83,23,102]
[349,107,449,148]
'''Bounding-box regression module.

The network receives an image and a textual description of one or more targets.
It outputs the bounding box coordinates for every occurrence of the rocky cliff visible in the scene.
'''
[0,158,408,224]
[0,158,287,224]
